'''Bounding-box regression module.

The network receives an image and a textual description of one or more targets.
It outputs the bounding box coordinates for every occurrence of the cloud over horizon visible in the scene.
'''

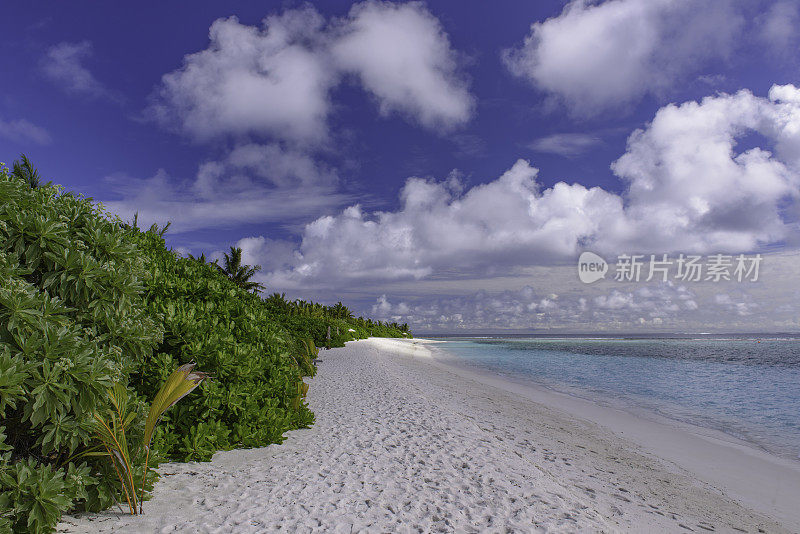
[255,86,800,290]
[364,277,791,332]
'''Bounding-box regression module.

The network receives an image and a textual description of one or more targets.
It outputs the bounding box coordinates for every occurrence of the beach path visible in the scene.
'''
[59,339,790,533]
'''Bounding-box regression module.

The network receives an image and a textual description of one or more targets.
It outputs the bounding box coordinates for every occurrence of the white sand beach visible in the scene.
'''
[59,338,800,533]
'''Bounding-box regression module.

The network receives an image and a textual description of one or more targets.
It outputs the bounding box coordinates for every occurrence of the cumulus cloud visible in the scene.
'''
[41,41,115,101]
[148,2,473,143]
[529,133,602,157]
[234,235,299,273]
[103,144,350,233]
[261,85,800,288]
[266,159,625,288]
[198,142,338,192]
[0,117,51,145]
[331,1,473,130]
[503,0,742,114]
[593,284,693,315]
[611,86,800,253]
[147,9,334,144]
[372,294,410,317]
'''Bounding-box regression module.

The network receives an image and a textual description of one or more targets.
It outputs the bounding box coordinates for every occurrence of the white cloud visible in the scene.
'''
[372,294,397,316]
[41,41,114,101]
[365,282,699,331]
[593,284,692,314]
[714,293,757,316]
[503,0,743,114]
[757,1,799,53]
[360,275,797,332]
[102,144,350,233]
[196,142,338,194]
[235,235,299,274]
[147,9,334,144]
[331,1,473,130]
[593,290,634,310]
[0,117,51,145]
[529,133,601,157]
[611,86,800,253]
[266,159,625,288]
[148,3,473,143]
[262,86,800,288]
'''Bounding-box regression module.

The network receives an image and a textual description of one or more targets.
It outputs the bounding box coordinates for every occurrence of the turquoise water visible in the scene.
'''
[431,337,800,459]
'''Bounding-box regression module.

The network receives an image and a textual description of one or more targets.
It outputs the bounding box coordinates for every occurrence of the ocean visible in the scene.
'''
[429,335,800,460]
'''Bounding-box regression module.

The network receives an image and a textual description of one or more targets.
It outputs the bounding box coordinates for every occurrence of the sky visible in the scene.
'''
[2,0,800,333]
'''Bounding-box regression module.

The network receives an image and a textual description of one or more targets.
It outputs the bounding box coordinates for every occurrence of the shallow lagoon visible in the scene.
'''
[433,336,800,459]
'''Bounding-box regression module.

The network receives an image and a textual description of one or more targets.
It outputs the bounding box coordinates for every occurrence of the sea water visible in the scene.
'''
[431,335,800,460]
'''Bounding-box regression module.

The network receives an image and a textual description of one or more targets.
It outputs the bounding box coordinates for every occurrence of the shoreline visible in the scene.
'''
[425,336,800,461]
[59,338,796,533]
[399,337,800,530]
[423,338,799,458]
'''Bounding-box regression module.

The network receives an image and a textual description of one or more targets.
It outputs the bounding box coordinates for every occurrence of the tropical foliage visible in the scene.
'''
[0,163,162,532]
[262,293,410,346]
[217,246,264,293]
[0,158,410,533]
[129,230,317,461]
[91,364,207,516]
[10,154,41,190]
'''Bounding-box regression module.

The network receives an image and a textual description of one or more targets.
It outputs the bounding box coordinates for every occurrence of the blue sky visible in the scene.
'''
[3,1,800,332]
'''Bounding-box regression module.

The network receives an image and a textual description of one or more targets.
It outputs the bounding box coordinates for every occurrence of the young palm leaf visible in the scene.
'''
[90,365,207,515]
[139,363,208,512]
[91,383,139,514]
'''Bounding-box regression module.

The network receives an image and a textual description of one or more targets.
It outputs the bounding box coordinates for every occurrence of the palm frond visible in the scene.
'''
[143,363,208,450]
[139,363,208,512]
[90,366,208,515]
[219,246,265,293]
[11,153,42,189]
[91,384,138,514]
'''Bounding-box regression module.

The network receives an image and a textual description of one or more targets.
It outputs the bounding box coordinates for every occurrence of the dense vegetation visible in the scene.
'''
[0,161,409,533]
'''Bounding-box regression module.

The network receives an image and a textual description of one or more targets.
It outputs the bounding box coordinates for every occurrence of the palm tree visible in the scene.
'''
[218,246,265,293]
[331,301,353,319]
[11,153,42,189]
[265,292,291,312]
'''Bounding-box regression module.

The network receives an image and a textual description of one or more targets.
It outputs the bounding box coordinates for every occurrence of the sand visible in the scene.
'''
[58,338,799,533]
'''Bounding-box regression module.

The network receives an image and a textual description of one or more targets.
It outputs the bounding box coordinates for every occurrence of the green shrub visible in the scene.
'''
[127,231,316,461]
[0,167,162,532]
[0,160,410,532]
